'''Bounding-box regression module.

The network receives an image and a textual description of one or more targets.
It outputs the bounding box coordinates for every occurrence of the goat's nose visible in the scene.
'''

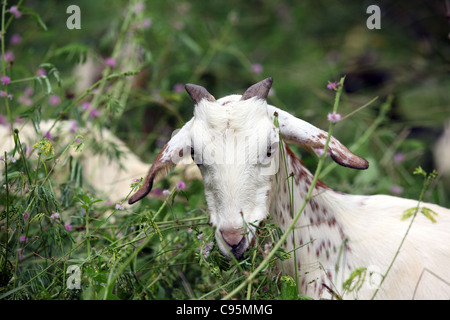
[220,227,245,248]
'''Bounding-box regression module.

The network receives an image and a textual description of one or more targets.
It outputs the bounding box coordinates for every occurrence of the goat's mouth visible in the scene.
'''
[219,230,248,260]
[218,231,258,260]
[215,219,266,260]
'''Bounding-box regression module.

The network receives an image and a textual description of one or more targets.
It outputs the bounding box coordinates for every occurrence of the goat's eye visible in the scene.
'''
[191,147,203,167]
[267,146,273,157]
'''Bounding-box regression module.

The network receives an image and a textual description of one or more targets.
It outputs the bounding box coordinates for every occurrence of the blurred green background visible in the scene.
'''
[6,0,450,204]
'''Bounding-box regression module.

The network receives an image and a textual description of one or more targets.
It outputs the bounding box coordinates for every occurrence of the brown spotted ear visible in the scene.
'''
[128,120,193,204]
[129,144,173,204]
[267,105,369,170]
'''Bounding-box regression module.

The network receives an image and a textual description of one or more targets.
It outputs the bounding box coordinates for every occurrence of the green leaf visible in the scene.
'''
[54,44,90,63]
[36,75,52,95]
[343,267,367,293]
[280,276,298,300]
[20,6,48,31]
[6,171,20,180]
[106,96,124,115]
[413,166,426,177]
[421,207,438,223]
[401,207,417,221]
[18,104,42,127]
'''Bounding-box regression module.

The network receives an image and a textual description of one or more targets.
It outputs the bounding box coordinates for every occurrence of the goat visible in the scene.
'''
[1,120,199,204]
[0,120,147,203]
[129,78,450,300]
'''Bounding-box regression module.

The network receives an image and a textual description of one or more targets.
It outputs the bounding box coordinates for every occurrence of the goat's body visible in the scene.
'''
[1,121,152,203]
[272,143,450,299]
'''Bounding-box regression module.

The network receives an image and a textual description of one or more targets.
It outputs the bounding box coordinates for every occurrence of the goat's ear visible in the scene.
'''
[268,106,369,170]
[128,120,193,204]
[241,77,273,101]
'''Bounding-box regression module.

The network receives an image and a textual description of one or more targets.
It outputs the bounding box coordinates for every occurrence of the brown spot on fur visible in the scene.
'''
[328,217,337,227]
[310,199,319,212]
[284,145,331,190]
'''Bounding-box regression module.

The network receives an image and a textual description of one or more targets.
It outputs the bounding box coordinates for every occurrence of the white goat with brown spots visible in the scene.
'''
[129,78,450,300]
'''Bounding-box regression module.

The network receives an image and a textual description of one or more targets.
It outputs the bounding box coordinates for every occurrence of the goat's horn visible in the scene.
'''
[185,84,216,105]
[241,77,273,101]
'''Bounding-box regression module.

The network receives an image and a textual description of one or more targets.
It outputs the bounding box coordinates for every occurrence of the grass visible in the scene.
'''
[1,0,449,300]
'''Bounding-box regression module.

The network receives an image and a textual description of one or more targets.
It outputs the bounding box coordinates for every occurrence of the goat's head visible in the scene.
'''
[129,78,368,259]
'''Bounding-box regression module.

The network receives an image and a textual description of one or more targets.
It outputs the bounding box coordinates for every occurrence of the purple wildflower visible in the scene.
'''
[44,131,53,140]
[2,51,14,62]
[394,153,404,164]
[172,83,184,93]
[89,108,101,118]
[82,102,91,110]
[105,57,116,67]
[327,82,338,91]
[115,203,124,210]
[7,155,16,163]
[70,120,79,133]
[141,18,152,29]
[24,87,34,96]
[19,95,32,106]
[49,95,61,106]
[10,33,21,45]
[17,248,24,261]
[1,76,11,86]
[0,91,12,100]
[50,212,60,219]
[390,186,404,195]
[10,6,22,19]
[134,2,146,13]
[327,112,341,123]
[64,224,72,231]
[23,211,30,222]
[251,63,263,74]
[37,69,46,77]
[177,181,186,190]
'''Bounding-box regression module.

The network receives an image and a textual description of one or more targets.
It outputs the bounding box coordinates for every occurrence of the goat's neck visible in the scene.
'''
[269,143,335,226]
[269,143,354,298]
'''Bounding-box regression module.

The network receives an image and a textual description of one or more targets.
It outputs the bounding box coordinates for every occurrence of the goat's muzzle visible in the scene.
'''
[220,228,247,260]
